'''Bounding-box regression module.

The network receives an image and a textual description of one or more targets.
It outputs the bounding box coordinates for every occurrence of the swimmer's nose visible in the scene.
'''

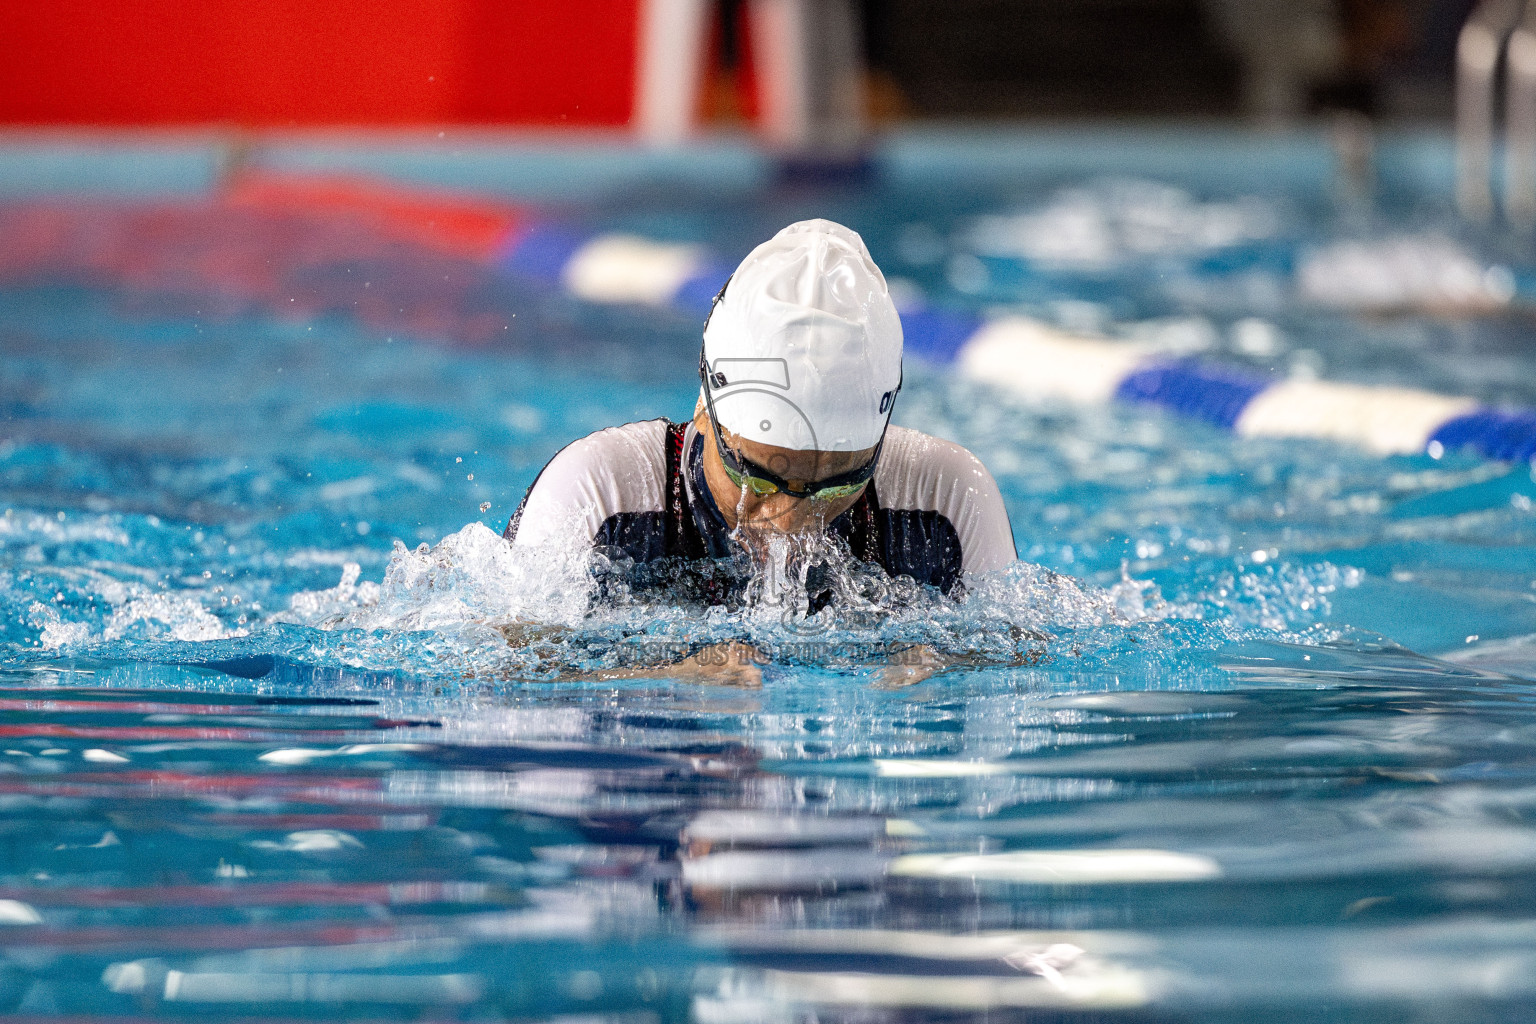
[740,492,835,534]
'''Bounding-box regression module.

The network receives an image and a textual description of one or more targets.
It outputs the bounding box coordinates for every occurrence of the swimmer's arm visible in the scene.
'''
[870,643,949,689]
[498,621,575,647]
[872,628,1048,689]
[591,641,763,689]
[502,624,1044,690]
[500,624,764,688]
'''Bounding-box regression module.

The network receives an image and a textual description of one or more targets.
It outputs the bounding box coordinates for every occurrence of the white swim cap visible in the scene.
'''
[702,219,903,452]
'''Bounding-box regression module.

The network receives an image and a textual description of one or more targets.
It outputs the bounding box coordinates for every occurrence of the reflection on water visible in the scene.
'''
[0,639,1529,1020]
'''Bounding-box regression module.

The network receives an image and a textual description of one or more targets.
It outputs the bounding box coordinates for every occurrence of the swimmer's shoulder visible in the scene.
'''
[873,425,1017,575]
[505,418,672,547]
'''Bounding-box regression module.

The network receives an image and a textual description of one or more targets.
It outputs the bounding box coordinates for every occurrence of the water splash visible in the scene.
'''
[254,520,1369,683]
[283,522,596,634]
[1187,561,1364,632]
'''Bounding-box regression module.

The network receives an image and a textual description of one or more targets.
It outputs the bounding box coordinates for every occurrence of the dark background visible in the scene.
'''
[710,0,1478,122]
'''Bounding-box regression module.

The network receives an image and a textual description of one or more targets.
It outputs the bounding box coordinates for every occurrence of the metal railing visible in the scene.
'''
[1506,4,1536,225]
[1458,0,1529,222]
[633,0,865,156]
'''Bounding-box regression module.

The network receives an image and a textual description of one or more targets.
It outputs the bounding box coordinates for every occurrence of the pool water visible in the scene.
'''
[6,141,1536,1020]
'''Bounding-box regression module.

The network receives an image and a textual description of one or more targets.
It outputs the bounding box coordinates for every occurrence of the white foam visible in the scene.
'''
[960,561,1172,630]
[103,593,246,643]
[1196,562,1363,633]
[283,522,596,633]
[271,496,1363,679]
[32,588,246,649]
[30,603,93,649]
[284,562,382,625]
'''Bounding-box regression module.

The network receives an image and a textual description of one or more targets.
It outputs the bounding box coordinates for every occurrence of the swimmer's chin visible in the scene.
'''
[727,514,839,551]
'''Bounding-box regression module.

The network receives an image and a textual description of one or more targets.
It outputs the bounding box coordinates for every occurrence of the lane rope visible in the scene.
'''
[6,169,1534,463]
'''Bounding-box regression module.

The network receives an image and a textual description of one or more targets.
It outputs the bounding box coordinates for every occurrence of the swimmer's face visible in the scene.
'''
[695,410,875,537]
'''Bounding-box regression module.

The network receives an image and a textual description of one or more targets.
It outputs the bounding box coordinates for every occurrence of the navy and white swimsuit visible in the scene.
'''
[504,419,1016,601]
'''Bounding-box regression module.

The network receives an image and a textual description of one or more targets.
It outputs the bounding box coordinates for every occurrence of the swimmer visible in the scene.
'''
[504,219,1018,684]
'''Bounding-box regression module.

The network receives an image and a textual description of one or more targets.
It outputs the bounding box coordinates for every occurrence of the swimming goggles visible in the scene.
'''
[698,342,895,501]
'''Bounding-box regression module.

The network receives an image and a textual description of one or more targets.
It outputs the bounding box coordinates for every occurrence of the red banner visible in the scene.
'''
[0,0,641,126]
